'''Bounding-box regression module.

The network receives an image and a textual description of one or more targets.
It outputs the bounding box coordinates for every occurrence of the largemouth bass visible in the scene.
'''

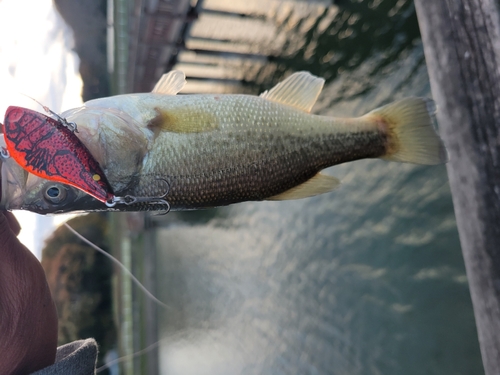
[0,71,447,214]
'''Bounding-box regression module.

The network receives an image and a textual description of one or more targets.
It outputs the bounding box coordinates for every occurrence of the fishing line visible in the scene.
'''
[63,222,171,310]
[94,329,192,372]
[95,340,161,373]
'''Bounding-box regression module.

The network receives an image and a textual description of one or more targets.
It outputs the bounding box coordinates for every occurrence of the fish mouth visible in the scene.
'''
[0,151,106,214]
[22,193,106,215]
[0,155,26,211]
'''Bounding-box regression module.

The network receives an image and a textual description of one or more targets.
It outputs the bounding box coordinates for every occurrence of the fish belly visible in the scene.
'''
[126,95,386,210]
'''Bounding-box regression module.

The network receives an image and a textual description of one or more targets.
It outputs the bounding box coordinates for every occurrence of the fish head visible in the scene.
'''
[0,98,154,214]
[0,155,106,214]
[0,103,151,214]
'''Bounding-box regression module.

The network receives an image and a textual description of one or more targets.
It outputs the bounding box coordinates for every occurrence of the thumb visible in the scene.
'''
[0,211,58,375]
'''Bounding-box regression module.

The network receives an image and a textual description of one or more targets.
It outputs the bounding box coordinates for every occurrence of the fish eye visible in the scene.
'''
[43,185,67,204]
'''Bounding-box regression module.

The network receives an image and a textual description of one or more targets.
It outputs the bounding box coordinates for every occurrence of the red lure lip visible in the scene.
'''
[2,106,114,203]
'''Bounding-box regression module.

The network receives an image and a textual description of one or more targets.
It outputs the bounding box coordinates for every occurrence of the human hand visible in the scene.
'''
[0,211,58,374]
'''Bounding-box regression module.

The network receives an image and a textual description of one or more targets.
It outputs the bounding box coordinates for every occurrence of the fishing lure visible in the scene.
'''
[1,106,170,208]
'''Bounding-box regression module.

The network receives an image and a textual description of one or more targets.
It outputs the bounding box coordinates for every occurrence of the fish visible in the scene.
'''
[0,71,448,214]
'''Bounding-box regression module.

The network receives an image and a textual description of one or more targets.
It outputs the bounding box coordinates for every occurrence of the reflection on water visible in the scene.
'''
[179,0,421,99]
[155,0,483,374]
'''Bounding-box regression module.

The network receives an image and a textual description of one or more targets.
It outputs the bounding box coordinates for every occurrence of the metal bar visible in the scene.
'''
[144,7,266,20]
[114,0,129,94]
[127,0,144,93]
[177,47,270,62]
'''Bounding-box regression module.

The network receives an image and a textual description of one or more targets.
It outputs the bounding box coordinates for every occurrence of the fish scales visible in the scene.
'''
[129,95,386,209]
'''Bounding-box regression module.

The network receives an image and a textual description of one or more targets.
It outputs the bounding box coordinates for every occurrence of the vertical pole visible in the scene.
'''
[114,0,129,94]
[110,213,134,375]
[414,1,500,373]
[143,224,159,375]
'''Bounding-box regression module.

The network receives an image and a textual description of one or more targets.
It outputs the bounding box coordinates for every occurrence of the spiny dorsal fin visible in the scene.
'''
[152,70,186,95]
[267,173,340,201]
[260,71,325,113]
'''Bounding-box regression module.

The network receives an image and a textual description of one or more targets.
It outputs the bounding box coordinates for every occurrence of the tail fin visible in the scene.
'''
[365,97,448,165]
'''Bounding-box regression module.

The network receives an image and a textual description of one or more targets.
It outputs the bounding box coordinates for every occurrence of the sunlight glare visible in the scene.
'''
[0,0,83,258]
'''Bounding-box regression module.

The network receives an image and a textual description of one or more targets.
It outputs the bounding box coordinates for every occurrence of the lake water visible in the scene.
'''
[153,0,484,374]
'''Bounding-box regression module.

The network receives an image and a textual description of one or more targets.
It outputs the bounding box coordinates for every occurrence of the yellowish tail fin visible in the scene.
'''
[365,97,448,165]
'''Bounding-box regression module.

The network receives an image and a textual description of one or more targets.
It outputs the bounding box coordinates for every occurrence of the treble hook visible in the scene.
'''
[22,94,79,133]
[104,178,171,213]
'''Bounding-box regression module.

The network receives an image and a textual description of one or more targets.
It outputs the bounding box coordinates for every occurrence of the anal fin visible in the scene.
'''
[267,173,340,201]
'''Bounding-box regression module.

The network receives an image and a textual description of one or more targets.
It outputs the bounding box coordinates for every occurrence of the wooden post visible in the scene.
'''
[414,1,500,373]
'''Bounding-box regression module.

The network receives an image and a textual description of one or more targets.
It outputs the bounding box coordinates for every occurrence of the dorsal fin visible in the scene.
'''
[152,70,186,95]
[266,173,340,201]
[260,71,325,113]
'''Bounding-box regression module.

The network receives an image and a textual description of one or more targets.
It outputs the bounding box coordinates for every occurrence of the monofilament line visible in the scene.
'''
[95,340,162,373]
[63,222,171,310]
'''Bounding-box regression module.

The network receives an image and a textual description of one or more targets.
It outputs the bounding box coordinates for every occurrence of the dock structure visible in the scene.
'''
[415,1,500,374]
[112,0,195,94]
[125,0,194,93]
[108,2,331,373]
[109,2,278,374]
[109,1,495,374]
[112,0,335,95]
[112,0,280,94]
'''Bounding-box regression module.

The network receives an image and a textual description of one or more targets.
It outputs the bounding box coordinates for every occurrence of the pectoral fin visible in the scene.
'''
[148,108,218,133]
[260,71,324,113]
[152,70,186,95]
[267,173,340,201]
